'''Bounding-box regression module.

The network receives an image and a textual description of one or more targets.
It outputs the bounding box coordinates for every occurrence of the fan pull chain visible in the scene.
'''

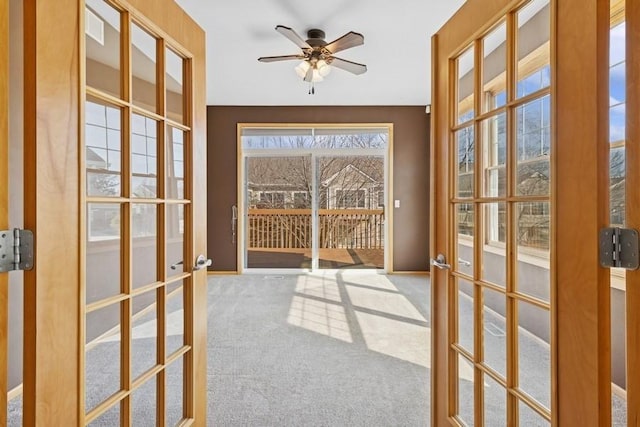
[308,82,315,95]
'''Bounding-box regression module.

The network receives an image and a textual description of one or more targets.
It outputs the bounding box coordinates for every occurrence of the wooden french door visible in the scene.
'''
[81,0,208,425]
[1,0,207,425]
[432,0,554,425]
[433,0,636,426]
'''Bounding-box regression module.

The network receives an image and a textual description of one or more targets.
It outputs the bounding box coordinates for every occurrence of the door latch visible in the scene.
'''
[431,254,451,270]
[0,228,34,273]
[599,227,639,270]
[193,254,212,271]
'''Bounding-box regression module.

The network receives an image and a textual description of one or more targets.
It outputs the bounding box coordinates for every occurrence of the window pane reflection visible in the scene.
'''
[516,96,551,197]
[482,22,507,113]
[86,99,121,197]
[132,204,158,288]
[166,48,184,123]
[85,0,121,97]
[132,114,158,198]
[132,23,157,112]
[457,46,475,124]
[456,127,475,198]
[166,126,185,200]
[516,0,551,98]
[87,203,121,304]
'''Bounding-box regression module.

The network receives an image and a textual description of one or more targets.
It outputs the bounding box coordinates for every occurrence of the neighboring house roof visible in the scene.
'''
[321,164,378,188]
[86,147,108,168]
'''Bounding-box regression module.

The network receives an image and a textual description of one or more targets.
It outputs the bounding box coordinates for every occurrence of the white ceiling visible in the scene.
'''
[175,0,465,106]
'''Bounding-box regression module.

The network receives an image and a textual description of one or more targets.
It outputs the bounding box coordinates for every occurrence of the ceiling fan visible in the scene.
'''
[258,25,367,94]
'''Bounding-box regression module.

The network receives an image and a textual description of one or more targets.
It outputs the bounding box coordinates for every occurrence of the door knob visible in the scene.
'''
[431,254,451,270]
[193,254,212,271]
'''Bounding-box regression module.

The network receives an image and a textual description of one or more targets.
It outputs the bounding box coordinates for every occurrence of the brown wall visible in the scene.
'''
[207,106,430,272]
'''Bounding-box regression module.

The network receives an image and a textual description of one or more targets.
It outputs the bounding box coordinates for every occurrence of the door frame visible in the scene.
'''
[237,123,394,273]
[0,0,9,423]
[431,0,612,425]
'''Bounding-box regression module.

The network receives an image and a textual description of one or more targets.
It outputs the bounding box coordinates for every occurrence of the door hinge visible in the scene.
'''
[599,227,639,270]
[0,229,34,273]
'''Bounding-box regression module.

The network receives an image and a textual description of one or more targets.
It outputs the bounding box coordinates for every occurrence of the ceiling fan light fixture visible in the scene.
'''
[316,60,331,77]
[294,60,310,78]
[259,25,366,94]
[311,69,324,83]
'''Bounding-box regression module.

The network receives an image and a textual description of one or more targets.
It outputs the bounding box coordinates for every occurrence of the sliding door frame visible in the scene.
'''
[237,123,394,273]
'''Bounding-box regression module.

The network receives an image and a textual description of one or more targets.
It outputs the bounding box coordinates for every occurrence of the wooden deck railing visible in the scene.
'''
[247,208,384,250]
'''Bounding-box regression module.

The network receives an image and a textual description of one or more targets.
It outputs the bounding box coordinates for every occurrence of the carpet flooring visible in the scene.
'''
[208,272,431,426]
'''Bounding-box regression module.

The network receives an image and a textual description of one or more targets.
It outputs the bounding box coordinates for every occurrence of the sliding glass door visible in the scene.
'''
[239,126,391,272]
[245,156,313,269]
[317,155,385,269]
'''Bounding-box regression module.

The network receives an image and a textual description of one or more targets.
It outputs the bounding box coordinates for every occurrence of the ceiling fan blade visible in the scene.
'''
[324,31,364,54]
[329,57,367,75]
[304,65,314,82]
[275,25,311,49]
[258,55,305,63]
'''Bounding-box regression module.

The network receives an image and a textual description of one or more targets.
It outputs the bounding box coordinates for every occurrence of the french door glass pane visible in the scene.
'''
[481,202,506,287]
[167,283,185,356]
[515,202,550,302]
[318,155,384,269]
[166,48,184,123]
[246,156,312,269]
[87,403,120,426]
[166,357,185,425]
[167,204,185,277]
[132,376,157,424]
[482,113,506,198]
[457,46,475,124]
[131,23,157,112]
[132,290,158,379]
[86,98,122,197]
[456,127,475,198]
[516,0,551,98]
[516,96,551,197]
[87,203,121,304]
[131,114,158,198]
[7,272,23,425]
[132,204,158,288]
[517,300,551,410]
[167,126,185,200]
[610,147,625,226]
[85,302,122,413]
[457,278,474,354]
[85,0,121,97]
[483,287,506,378]
[609,6,627,425]
[456,203,474,277]
[7,394,22,426]
[457,353,475,426]
[484,373,507,426]
[482,22,507,113]
[519,400,550,426]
